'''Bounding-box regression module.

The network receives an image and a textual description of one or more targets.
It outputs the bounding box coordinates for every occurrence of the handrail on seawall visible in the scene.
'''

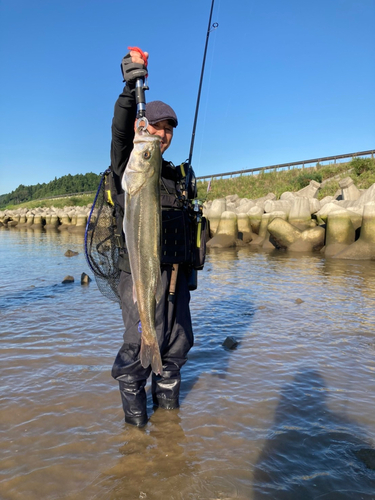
[196,149,375,181]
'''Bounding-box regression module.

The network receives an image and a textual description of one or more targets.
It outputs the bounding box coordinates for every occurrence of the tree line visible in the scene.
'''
[0,172,101,208]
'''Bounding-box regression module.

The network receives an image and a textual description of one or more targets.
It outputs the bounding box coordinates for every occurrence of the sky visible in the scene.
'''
[1,0,374,195]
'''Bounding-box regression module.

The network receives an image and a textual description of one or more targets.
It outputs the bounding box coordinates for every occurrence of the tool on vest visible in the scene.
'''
[168,264,179,303]
[128,46,150,131]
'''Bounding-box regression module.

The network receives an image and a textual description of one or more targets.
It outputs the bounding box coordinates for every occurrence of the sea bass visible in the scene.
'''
[122,130,163,375]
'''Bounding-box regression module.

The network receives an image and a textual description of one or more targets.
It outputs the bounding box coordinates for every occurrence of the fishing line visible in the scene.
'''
[187,0,219,175]
[195,5,220,176]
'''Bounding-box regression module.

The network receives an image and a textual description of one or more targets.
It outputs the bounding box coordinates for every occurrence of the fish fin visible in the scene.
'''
[140,337,163,375]
[155,270,163,304]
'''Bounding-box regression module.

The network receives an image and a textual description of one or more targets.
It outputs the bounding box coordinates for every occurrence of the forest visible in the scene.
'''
[0,172,101,208]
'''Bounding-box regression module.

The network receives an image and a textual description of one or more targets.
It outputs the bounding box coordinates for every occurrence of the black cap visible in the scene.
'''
[145,100,178,128]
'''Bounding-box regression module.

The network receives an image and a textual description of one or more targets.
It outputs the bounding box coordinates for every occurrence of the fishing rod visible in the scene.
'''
[185,0,218,194]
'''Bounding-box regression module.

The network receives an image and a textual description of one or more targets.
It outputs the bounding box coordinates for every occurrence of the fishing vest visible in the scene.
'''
[109,161,206,273]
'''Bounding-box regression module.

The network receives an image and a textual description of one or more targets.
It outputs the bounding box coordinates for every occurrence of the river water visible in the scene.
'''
[1,227,375,500]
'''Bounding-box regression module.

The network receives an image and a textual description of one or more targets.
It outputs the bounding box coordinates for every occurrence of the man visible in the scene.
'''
[109,48,196,427]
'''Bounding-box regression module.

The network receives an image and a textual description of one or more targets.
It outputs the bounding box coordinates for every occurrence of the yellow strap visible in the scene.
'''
[196,221,202,248]
[106,189,114,206]
[180,163,186,178]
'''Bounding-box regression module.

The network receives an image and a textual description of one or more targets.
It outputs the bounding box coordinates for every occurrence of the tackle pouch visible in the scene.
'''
[161,210,193,265]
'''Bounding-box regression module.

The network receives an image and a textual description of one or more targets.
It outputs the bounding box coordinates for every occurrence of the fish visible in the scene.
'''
[122,129,163,375]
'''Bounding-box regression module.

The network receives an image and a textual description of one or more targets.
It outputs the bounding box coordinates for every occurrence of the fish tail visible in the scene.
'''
[140,337,163,375]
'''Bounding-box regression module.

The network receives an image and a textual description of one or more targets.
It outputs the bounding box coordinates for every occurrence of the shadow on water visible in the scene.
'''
[180,247,256,403]
[252,369,375,500]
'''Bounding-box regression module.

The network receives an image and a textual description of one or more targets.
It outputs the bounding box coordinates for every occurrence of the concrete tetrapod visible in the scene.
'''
[288,197,313,230]
[267,217,325,252]
[333,202,375,260]
[237,213,253,243]
[206,211,238,248]
[324,209,356,257]
[206,198,227,237]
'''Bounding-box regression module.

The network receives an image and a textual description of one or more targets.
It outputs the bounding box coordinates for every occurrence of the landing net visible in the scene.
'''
[84,170,121,304]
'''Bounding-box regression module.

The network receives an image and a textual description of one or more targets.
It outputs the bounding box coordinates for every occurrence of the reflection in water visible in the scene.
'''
[93,411,198,500]
[1,228,375,499]
[253,369,375,499]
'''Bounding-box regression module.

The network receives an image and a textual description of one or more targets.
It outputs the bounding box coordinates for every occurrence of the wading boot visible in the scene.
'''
[152,370,181,410]
[119,380,148,427]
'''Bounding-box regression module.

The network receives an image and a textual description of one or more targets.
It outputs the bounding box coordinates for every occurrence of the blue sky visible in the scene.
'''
[1,0,374,195]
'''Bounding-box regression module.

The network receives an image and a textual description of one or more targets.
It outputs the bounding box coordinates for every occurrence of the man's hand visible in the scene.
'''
[121,48,149,83]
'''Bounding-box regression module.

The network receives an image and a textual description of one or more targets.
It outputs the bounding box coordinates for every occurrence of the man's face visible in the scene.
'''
[147,120,174,154]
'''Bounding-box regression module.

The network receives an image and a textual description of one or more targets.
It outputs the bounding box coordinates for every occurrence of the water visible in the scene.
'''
[1,227,375,500]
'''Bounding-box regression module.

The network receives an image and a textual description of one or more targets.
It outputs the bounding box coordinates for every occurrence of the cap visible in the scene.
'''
[145,100,178,128]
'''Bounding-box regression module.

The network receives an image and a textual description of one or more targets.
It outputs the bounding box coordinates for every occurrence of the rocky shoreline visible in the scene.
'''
[1,176,375,260]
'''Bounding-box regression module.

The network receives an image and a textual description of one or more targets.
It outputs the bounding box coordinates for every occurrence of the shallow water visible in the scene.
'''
[1,227,375,500]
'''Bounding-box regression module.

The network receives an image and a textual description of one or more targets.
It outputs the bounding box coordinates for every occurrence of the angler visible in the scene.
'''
[109,48,206,427]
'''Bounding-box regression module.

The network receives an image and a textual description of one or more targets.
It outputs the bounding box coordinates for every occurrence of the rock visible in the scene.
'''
[64,249,79,257]
[222,336,239,349]
[81,273,92,285]
[295,298,304,304]
[62,275,74,284]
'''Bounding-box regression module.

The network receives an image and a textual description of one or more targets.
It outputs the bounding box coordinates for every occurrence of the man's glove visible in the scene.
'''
[121,53,147,83]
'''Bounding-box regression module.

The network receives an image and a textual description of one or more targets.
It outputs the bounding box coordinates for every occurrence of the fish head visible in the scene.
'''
[122,132,162,196]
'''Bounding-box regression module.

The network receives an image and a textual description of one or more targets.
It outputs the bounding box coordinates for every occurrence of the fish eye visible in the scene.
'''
[143,150,151,160]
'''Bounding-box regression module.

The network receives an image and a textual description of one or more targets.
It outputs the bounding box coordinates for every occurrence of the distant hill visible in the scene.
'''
[0,172,101,208]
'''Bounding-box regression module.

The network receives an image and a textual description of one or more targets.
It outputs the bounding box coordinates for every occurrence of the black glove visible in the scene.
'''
[121,53,147,83]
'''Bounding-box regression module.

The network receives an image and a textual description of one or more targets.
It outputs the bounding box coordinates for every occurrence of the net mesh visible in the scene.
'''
[84,171,121,304]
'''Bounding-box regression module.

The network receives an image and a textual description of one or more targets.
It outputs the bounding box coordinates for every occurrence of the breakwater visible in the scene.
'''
[0,205,90,233]
[203,177,375,260]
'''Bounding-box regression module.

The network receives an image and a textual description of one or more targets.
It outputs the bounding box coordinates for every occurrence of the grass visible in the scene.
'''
[197,158,375,202]
[3,194,95,211]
